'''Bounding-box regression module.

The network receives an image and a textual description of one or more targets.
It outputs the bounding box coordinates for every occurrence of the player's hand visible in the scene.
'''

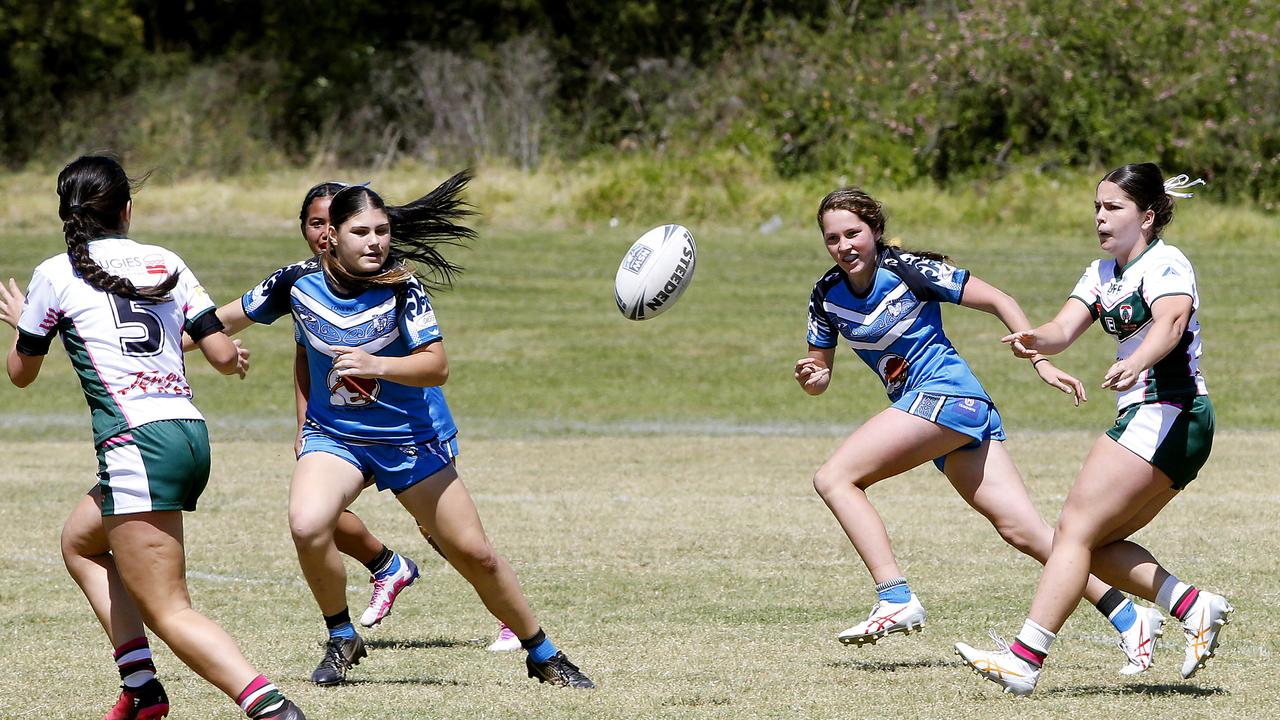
[232,338,250,379]
[794,357,831,395]
[1001,330,1041,359]
[0,278,25,330]
[332,346,384,379]
[1101,359,1140,391]
[1033,360,1087,407]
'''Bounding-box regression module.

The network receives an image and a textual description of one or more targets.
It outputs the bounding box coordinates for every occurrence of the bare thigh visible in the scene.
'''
[819,407,971,490]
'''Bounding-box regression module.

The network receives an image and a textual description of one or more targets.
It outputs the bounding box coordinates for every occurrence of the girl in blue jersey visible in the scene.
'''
[796,188,1157,673]
[0,156,304,719]
[242,172,594,689]
[957,164,1229,695]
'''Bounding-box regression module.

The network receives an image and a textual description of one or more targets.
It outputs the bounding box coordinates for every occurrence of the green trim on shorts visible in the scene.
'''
[1107,395,1214,490]
[97,419,211,516]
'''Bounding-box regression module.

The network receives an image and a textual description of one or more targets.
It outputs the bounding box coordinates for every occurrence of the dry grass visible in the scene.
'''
[1,432,1275,718]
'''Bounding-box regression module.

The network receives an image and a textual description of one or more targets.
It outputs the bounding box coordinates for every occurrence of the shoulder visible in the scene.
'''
[812,266,844,295]
[32,253,71,278]
[1149,241,1194,270]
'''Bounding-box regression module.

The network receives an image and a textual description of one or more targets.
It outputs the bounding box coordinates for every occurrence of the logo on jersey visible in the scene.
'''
[1119,304,1133,323]
[877,353,910,394]
[144,254,167,275]
[327,368,380,407]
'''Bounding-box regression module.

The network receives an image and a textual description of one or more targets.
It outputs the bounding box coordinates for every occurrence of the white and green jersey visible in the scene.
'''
[16,238,223,446]
[1069,238,1207,408]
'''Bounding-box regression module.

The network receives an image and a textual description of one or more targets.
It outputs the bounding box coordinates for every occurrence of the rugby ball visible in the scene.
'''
[614,224,697,320]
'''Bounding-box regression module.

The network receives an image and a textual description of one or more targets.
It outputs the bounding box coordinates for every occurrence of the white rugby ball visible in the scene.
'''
[614,224,697,320]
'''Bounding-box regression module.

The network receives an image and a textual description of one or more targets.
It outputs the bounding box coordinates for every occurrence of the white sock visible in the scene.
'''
[1015,618,1056,654]
[1155,575,1192,614]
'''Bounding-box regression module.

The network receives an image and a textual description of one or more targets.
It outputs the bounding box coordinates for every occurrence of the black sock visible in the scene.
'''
[324,609,352,632]
[1093,588,1127,618]
[365,545,393,575]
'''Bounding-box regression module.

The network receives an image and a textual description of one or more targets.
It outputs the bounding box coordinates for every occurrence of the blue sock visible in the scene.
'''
[523,632,558,664]
[375,552,402,580]
[329,622,356,640]
[1109,599,1137,633]
[876,577,912,604]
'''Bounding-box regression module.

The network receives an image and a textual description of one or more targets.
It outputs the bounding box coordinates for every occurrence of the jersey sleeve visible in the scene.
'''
[1142,259,1196,304]
[397,276,442,350]
[1068,262,1102,318]
[884,248,969,304]
[15,265,61,356]
[806,283,838,348]
[167,253,218,328]
[242,259,311,325]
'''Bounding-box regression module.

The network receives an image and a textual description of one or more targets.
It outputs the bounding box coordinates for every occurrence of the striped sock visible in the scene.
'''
[520,628,559,664]
[114,636,156,688]
[237,675,286,718]
[1011,618,1056,668]
[1156,576,1199,620]
[1094,588,1137,633]
[875,577,912,604]
[364,545,393,576]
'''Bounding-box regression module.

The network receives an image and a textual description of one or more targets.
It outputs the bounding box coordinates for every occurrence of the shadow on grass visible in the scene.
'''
[365,637,470,650]
[829,657,952,672]
[342,677,467,687]
[1047,683,1227,698]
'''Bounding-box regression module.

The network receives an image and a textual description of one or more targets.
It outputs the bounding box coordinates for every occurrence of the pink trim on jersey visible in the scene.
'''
[100,434,135,450]
[67,317,135,429]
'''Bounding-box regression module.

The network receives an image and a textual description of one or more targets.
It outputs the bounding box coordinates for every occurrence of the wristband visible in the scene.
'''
[1032,358,1049,367]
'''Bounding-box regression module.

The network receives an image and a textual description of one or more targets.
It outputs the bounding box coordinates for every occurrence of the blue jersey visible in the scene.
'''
[242,257,457,445]
[806,246,993,404]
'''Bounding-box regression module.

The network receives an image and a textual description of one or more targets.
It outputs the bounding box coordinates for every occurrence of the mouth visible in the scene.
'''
[841,252,860,264]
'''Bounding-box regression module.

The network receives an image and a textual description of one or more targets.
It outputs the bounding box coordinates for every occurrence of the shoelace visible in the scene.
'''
[987,630,1013,655]
[320,639,354,670]
[864,602,881,621]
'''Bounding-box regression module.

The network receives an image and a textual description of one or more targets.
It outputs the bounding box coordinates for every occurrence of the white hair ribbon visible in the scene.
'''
[1164,173,1206,198]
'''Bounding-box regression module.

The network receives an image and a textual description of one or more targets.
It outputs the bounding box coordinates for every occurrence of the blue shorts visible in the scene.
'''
[892,391,1005,472]
[299,424,459,494]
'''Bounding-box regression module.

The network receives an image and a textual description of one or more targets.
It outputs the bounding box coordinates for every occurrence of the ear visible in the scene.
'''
[120,199,133,230]
[1140,208,1156,230]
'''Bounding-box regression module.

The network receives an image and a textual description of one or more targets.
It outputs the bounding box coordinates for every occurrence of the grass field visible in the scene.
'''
[1,433,1276,718]
[1,170,1278,717]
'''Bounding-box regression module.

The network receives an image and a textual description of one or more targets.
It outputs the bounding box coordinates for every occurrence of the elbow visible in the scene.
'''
[433,365,449,386]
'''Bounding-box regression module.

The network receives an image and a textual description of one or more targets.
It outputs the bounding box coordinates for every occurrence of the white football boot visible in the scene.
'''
[359,555,420,627]
[955,633,1040,697]
[487,621,522,652]
[1117,605,1164,676]
[1179,591,1233,679]
[837,593,926,646]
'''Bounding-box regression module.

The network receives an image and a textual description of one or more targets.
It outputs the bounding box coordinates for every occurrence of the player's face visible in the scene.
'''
[821,209,879,278]
[302,196,334,255]
[1095,181,1154,262]
[329,207,391,275]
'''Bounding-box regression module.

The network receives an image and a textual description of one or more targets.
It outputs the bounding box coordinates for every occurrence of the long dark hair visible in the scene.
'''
[816,187,948,262]
[299,181,349,227]
[1101,163,1176,239]
[57,155,179,300]
[322,170,475,292]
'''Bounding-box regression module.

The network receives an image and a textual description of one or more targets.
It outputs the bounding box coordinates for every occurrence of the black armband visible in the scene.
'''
[15,328,53,356]
[185,308,226,343]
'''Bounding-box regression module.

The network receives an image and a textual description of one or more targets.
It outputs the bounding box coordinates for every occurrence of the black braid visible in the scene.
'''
[384,169,475,292]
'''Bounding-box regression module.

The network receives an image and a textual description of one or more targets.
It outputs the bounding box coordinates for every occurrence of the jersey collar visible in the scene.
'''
[1115,237,1163,278]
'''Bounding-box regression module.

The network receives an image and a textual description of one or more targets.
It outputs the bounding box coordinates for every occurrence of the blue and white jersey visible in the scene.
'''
[806,246,992,403]
[242,257,457,445]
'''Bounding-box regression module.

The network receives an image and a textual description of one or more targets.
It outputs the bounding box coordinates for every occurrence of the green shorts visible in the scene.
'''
[1106,395,1214,490]
[96,419,211,516]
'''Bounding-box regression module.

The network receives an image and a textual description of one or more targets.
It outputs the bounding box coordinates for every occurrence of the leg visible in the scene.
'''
[60,488,146,646]
[813,407,970,583]
[103,511,258,700]
[942,441,1114,605]
[334,509,384,566]
[289,453,366,616]
[395,464,538,637]
[1028,437,1173,633]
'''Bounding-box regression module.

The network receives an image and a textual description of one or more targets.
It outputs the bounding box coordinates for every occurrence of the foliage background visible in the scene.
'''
[2,1,1278,206]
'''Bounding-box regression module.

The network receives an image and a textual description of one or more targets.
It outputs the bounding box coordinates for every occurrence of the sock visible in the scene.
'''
[324,609,356,640]
[875,576,912,604]
[1010,618,1055,668]
[1156,575,1199,620]
[237,675,286,718]
[520,628,558,664]
[114,636,156,688]
[365,545,394,576]
[1094,588,1137,633]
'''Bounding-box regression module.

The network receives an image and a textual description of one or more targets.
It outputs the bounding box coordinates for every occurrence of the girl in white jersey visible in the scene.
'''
[0,156,304,719]
[957,163,1229,695]
[796,188,1156,674]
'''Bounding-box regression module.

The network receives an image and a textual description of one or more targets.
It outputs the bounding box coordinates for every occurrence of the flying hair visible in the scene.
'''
[322,170,476,292]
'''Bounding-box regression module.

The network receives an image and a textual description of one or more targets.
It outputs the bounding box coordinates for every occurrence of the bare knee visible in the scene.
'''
[447,540,501,577]
[992,521,1044,559]
[289,511,334,552]
[813,465,858,501]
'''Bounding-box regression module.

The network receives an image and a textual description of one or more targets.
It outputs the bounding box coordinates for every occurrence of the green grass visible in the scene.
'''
[1,433,1276,718]
[1,170,1277,439]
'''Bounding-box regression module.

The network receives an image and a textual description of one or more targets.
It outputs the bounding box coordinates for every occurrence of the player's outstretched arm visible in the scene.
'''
[332,340,448,388]
[182,300,254,352]
[795,345,835,396]
[1001,299,1093,358]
